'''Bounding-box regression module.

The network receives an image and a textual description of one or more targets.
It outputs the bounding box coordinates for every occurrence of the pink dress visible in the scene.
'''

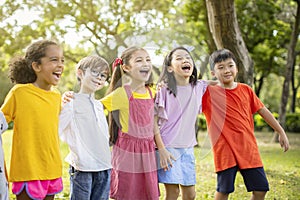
[110,86,159,200]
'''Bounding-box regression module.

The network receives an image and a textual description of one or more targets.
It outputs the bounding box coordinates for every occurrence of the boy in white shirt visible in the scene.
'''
[59,55,112,200]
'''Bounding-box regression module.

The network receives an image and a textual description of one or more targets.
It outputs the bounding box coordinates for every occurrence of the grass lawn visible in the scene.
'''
[2,130,300,200]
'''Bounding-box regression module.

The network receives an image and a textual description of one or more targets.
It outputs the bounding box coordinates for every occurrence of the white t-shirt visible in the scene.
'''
[59,93,112,171]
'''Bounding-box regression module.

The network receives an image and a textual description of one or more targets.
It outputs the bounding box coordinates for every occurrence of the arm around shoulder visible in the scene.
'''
[206,80,219,86]
[257,107,289,152]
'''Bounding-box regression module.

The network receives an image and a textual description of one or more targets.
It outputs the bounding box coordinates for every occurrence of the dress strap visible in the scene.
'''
[146,86,153,99]
[123,85,133,100]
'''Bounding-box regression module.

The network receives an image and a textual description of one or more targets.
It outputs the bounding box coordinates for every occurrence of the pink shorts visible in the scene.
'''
[12,177,63,200]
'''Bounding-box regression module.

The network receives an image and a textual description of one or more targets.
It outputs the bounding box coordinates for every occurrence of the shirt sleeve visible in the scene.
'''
[196,80,208,114]
[0,111,8,134]
[154,87,168,126]
[100,87,127,111]
[59,101,73,142]
[1,87,16,124]
[245,84,264,114]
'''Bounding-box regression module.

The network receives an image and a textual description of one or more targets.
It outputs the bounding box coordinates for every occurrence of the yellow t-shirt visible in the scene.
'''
[1,84,62,181]
[101,86,155,133]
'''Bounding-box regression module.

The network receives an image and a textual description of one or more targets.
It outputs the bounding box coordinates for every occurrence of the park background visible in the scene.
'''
[0,0,299,199]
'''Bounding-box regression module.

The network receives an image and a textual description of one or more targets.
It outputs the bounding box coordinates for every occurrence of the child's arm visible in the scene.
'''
[154,116,175,171]
[257,107,289,152]
[206,80,219,85]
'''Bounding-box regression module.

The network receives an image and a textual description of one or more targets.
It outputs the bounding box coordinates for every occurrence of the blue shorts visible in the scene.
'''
[69,166,111,200]
[157,147,196,186]
[217,166,269,193]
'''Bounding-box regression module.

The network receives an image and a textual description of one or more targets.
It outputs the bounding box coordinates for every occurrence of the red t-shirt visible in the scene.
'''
[202,83,264,172]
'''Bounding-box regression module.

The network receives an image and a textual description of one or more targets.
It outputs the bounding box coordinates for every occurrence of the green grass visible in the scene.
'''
[2,130,300,199]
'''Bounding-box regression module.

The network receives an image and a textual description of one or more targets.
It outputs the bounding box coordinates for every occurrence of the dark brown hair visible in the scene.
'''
[9,40,59,84]
[157,46,198,97]
[209,49,237,71]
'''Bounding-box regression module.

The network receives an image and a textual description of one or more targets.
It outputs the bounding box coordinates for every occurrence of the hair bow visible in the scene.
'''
[112,58,123,71]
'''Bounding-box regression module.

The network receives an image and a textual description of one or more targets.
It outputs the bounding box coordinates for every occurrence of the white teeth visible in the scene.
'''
[53,72,62,75]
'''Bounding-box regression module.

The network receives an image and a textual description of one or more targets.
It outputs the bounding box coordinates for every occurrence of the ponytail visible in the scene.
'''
[107,58,124,145]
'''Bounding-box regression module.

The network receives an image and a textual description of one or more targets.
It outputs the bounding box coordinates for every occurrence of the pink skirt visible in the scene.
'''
[110,132,159,200]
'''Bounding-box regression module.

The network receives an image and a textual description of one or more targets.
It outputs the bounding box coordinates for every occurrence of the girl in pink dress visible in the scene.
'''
[101,46,163,200]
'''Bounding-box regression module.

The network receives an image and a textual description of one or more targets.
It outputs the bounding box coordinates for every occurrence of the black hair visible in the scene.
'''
[157,46,197,97]
[209,49,237,71]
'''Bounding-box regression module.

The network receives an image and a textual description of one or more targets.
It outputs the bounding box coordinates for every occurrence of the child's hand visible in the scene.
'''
[158,148,175,171]
[278,132,289,152]
[62,91,75,105]
[156,81,167,91]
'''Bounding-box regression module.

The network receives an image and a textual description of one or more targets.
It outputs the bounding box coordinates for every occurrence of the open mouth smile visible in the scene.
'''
[181,65,191,72]
[140,69,150,76]
[53,71,62,79]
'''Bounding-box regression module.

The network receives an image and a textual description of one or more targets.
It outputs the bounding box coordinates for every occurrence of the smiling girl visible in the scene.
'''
[155,46,213,200]
[1,40,64,200]
[101,46,160,200]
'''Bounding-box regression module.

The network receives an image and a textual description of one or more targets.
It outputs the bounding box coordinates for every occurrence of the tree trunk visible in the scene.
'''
[203,1,217,54]
[205,0,253,86]
[254,75,265,98]
[290,57,299,113]
[276,0,300,141]
[254,56,273,97]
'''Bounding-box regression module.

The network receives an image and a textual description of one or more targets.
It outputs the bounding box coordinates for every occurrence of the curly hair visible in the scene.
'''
[9,40,59,84]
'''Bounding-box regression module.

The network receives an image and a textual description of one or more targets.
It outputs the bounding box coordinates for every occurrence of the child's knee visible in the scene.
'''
[252,191,267,199]
[182,191,196,200]
[165,184,180,198]
[181,186,196,200]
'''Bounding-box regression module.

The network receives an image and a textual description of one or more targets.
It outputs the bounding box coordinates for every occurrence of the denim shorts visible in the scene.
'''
[69,166,111,200]
[157,147,196,186]
[12,178,63,200]
[217,166,269,193]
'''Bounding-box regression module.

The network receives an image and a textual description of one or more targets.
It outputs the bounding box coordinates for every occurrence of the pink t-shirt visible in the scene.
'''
[155,80,207,148]
[202,83,264,172]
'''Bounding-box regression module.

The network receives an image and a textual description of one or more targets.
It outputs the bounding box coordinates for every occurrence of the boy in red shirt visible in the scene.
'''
[202,49,289,200]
